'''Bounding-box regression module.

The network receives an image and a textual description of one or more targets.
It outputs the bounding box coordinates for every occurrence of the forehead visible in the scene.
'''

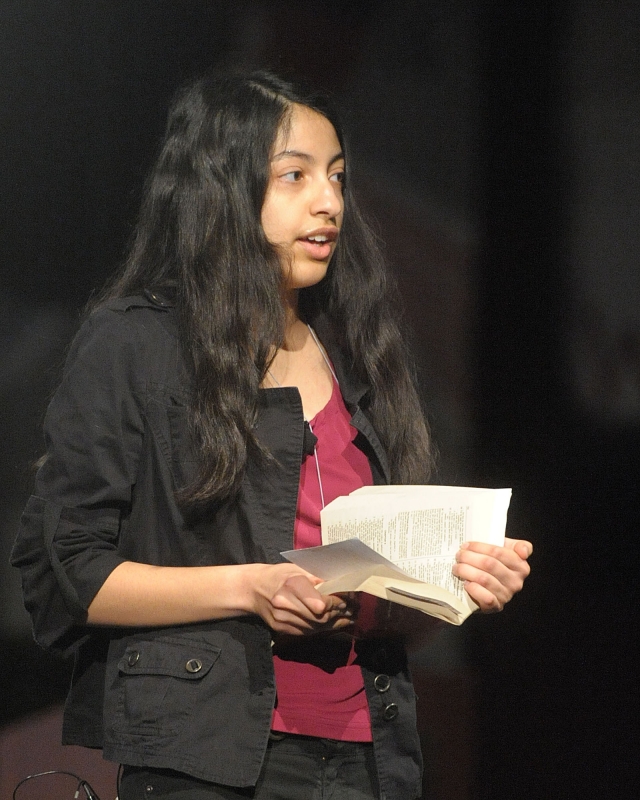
[273,103,341,156]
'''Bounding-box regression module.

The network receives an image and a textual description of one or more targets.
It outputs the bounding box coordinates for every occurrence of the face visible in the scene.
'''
[261,104,344,292]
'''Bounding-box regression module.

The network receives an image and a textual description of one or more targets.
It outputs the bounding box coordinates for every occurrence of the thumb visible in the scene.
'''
[512,539,533,559]
[284,574,329,615]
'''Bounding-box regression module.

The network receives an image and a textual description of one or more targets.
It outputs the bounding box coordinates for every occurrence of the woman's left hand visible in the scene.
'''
[452,538,533,613]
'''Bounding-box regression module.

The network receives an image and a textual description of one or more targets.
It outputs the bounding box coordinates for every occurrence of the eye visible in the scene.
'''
[282,170,303,182]
[330,170,345,186]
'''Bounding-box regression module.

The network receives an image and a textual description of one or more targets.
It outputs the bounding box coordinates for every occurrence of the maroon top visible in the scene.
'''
[271,380,374,741]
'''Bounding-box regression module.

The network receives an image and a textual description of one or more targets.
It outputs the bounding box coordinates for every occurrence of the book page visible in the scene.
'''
[320,486,511,602]
[282,537,411,582]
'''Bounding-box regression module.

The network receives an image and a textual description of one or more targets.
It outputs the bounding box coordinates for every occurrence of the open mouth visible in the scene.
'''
[298,237,334,260]
[297,228,338,260]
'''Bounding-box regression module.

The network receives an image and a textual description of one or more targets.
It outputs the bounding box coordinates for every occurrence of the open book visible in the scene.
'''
[282,485,512,625]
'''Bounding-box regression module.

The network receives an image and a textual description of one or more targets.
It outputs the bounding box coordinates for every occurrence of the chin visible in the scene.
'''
[285,261,330,290]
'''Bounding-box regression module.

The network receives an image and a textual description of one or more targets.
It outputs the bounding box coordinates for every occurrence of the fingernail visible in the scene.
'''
[337,601,347,610]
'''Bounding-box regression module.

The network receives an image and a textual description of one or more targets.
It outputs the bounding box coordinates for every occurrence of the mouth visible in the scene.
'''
[297,228,339,260]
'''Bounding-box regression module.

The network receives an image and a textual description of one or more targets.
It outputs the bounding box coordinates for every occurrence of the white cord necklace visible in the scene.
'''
[266,325,336,509]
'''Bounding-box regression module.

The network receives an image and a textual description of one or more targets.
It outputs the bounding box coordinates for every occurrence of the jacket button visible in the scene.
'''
[127,651,140,667]
[185,658,203,673]
[382,702,399,721]
[373,674,391,693]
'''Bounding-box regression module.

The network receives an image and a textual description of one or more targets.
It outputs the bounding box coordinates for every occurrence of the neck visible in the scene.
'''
[283,290,303,349]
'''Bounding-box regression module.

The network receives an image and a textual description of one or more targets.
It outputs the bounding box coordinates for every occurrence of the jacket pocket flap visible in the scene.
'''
[118,638,221,680]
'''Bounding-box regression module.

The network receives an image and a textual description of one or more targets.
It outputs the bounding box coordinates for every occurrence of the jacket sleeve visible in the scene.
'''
[11,308,147,654]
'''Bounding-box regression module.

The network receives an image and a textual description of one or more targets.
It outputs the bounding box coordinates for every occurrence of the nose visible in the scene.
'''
[310,176,343,220]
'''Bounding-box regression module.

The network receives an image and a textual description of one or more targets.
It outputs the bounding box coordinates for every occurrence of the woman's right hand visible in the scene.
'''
[87,560,352,634]
[241,563,354,636]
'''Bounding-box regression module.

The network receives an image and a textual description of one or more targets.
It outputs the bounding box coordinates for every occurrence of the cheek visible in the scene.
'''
[260,197,286,246]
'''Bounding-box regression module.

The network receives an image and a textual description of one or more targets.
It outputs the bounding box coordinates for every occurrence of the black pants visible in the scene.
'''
[119,734,382,800]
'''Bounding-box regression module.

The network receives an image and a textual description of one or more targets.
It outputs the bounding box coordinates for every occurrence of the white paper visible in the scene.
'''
[320,486,511,602]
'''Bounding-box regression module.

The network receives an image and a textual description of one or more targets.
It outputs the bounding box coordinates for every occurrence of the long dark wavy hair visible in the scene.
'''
[93,70,433,504]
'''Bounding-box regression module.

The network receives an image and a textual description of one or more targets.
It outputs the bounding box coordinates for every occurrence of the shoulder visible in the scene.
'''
[63,290,184,391]
[88,289,177,338]
[77,290,177,349]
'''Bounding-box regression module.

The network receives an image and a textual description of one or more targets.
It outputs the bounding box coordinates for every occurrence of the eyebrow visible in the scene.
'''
[272,149,345,167]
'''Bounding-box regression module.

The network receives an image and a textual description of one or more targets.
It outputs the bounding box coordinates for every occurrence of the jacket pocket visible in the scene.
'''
[107,635,221,738]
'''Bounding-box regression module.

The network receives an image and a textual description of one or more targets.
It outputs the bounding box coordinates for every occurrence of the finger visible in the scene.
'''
[303,613,355,635]
[268,610,318,635]
[270,576,344,626]
[454,548,529,598]
[268,595,344,632]
[459,542,531,576]
[503,537,533,554]
[463,581,504,613]
[324,593,351,612]
[453,561,515,606]
[505,538,533,559]
[271,602,353,636]
[297,592,354,630]
[460,554,529,591]
[280,575,333,616]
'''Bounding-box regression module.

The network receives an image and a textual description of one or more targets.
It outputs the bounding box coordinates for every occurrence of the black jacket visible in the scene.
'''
[12,292,422,799]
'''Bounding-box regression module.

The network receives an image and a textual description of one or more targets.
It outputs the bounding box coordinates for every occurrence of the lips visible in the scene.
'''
[297,227,339,260]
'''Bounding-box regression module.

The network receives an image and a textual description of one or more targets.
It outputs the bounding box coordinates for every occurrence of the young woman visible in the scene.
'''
[12,71,532,800]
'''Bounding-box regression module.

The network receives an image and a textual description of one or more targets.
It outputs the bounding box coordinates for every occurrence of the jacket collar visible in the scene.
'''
[136,290,389,482]
[139,291,371,407]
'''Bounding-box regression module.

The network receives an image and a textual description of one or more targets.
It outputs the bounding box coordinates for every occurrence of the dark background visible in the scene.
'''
[1,2,638,798]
